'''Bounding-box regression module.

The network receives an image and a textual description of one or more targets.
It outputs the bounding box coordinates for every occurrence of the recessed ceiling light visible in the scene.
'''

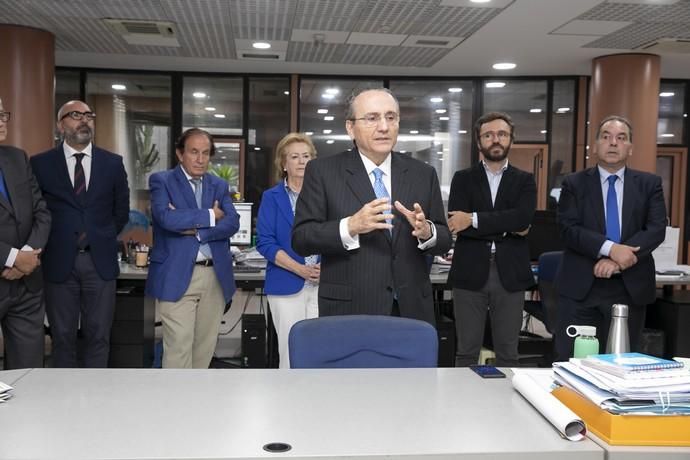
[684,113,688,118]
[204,107,216,112]
[430,97,443,103]
[448,87,463,93]
[305,131,314,135]
[659,92,675,97]
[540,130,547,134]
[399,150,407,153]
[192,92,206,98]
[325,88,340,95]
[557,107,571,113]
[660,133,675,137]
[213,114,226,118]
[530,108,542,113]
[485,82,506,88]
[111,84,126,91]
[458,130,467,134]
[283,91,290,95]
[326,139,335,144]
[317,109,328,114]
[410,130,419,134]
[254,147,261,151]
[470,0,491,3]
[252,42,271,49]
[439,116,450,121]
[322,93,335,100]
[435,109,447,114]
[493,62,516,70]
[324,116,334,121]
[323,129,332,134]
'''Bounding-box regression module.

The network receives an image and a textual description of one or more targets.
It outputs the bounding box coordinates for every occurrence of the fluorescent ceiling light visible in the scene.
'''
[324,116,334,121]
[485,82,505,88]
[470,0,491,3]
[435,109,447,114]
[213,114,226,118]
[458,130,467,134]
[111,84,126,90]
[660,133,675,137]
[448,87,463,93]
[409,130,419,134]
[252,42,271,49]
[283,91,290,95]
[322,129,332,134]
[540,130,547,134]
[530,108,542,113]
[492,62,516,70]
[322,93,335,99]
[192,92,206,98]
[557,107,571,113]
[317,109,328,114]
[659,92,675,97]
[439,116,450,121]
[325,88,340,95]
[326,139,335,144]
[204,107,216,112]
[429,97,443,103]
[305,131,314,135]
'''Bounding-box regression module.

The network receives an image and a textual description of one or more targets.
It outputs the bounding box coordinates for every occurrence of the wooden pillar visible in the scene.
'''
[588,53,660,173]
[0,25,55,155]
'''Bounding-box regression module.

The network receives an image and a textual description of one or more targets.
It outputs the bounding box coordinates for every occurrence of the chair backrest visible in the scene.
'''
[288,315,439,368]
[537,251,563,334]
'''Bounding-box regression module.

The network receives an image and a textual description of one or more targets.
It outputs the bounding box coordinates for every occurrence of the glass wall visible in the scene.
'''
[658,81,686,145]
[299,78,383,157]
[483,79,548,143]
[54,69,81,144]
[548,79,576,209]
[182,76,243,135]
[389,80,474,200]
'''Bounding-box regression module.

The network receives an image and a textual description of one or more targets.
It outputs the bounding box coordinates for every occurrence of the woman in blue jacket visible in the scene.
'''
[256,133,320,368]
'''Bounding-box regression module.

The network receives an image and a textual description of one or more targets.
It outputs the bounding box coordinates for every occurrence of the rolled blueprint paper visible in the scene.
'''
[512,373,586,441]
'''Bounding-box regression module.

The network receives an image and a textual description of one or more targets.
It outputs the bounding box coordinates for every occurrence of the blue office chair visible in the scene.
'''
[288,315,438,368]
[537,251,563,334]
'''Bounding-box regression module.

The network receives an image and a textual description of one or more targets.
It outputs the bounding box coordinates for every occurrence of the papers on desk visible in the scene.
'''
[511,369,586,441]
[0,381,13,402]
[652,226,689,278]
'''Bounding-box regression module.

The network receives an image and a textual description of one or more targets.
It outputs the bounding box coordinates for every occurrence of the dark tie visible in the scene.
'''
[606,175,620,243]
[0,168,10,203]
[73,153,86,205]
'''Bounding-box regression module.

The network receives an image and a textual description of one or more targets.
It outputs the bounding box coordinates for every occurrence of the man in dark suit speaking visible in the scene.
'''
[31,100,130,368]
[447,112,536,367]
[555,115,666,361]
[292,88,451,325]
[0,97,51,369]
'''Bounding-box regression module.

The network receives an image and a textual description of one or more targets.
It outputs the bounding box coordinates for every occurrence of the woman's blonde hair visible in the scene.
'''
[273,132,317,182]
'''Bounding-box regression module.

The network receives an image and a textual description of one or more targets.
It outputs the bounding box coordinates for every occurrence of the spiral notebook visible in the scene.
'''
[581,352,683,378]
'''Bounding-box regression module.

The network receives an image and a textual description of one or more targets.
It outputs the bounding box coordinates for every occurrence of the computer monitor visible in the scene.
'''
[527,210,563,261]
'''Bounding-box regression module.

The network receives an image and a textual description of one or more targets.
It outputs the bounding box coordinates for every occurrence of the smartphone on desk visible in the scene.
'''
[469,365,506,379]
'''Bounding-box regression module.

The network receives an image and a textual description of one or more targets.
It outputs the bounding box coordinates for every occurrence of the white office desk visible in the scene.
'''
[0,368,603,460]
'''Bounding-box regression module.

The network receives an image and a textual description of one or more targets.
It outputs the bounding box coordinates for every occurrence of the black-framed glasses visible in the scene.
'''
[348,112,400,127]
[479,130,511,142]
[60,111,96,121]
[0,111,10,123]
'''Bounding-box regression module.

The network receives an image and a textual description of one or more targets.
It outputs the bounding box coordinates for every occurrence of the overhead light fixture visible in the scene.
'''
[659,92,675,97]
[660,133,675,137]
[429,97,443,103]
[399,150,407,153]
[325,88,340,95]
[305,131,314,135]
[470,0,491,3]
[111,84,126,91]
[326,139,335,144]
[254,147,261,151]
[283,91,290,95]
[410,130,419,134]
[323,129,332,134]
[252,42,271,49]
[192,92,206,99]
[322,93,335,100]
[213,114,226,118]
[540,130,547,134]
[485,82,506,88]
[458,130,467,134]
[204,107,216,112]
[684,113,688,118]
[324,116,334,121]
[435,109,447,114]
[557,107,571,113]
[530,108,542,113]
[317,109,328,114]
[439,116,450,121]
[448,87,463,93]
[493,62,516,70]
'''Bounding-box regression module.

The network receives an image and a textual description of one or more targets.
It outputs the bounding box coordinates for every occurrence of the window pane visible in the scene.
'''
[483,79,548,142]
[300,78,383,157]
[183,76,243,135]
[549,79,576,210]
[245,77,291,215]
[657,81,686,144]
[389,80,474,201]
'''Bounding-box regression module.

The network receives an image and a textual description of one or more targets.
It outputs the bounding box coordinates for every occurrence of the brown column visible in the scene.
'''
[0,25,55,155]
[588,53,660,173]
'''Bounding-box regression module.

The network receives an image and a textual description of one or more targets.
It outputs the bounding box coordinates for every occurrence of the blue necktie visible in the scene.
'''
[606,175,620,243]
[191,179,213,259]
[372,168,391,228]
[0,168,10,203]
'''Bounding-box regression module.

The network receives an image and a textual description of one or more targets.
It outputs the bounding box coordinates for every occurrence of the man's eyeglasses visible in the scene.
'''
[349,112,400,127]
[60,111,96,121]
[479,130,511,142]
[0,112,10,123]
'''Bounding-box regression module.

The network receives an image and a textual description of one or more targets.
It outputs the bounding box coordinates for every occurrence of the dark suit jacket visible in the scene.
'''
[145,166,240,303]
[447,163,536,292]
[0,146,51,296]
[30,144,130,283]
[557,167,666,305]
[291,149,452,324]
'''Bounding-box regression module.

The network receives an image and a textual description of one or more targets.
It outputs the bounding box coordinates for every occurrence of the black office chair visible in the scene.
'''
[288,315,438,368]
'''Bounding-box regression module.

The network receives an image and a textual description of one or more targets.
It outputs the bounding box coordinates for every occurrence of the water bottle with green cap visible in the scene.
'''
[566,325,599,359]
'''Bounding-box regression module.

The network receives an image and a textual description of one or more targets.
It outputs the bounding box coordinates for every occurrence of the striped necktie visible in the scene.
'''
[73,153,86,205]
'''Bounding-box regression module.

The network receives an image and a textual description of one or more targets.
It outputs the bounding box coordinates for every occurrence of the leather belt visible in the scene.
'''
[195,259,213,267]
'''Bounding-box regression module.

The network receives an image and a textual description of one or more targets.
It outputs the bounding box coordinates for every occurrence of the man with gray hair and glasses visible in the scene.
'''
[31,100,129,368]
[0,97,51,369]
[292,88,451,325]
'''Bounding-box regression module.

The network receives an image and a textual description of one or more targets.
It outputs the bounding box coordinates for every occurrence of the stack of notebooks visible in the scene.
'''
[551,352,690,445]
[0,381,13,402]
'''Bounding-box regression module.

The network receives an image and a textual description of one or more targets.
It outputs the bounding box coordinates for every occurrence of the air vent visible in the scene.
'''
[103,18,180,47]
[241,53,281,60]
[415,39,450,46]
[637,38,690,54]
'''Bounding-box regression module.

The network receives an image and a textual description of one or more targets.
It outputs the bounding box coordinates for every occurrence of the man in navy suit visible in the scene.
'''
[31,100,130,368]
[145,128,239,368]
[555,115,666,361]
[0,97,51,369]
[292,88,451,325]
[447,112,536,367]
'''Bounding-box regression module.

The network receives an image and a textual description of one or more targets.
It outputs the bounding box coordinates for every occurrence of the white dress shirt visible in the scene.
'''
[472,159,509,253]
[63,141,93,189]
